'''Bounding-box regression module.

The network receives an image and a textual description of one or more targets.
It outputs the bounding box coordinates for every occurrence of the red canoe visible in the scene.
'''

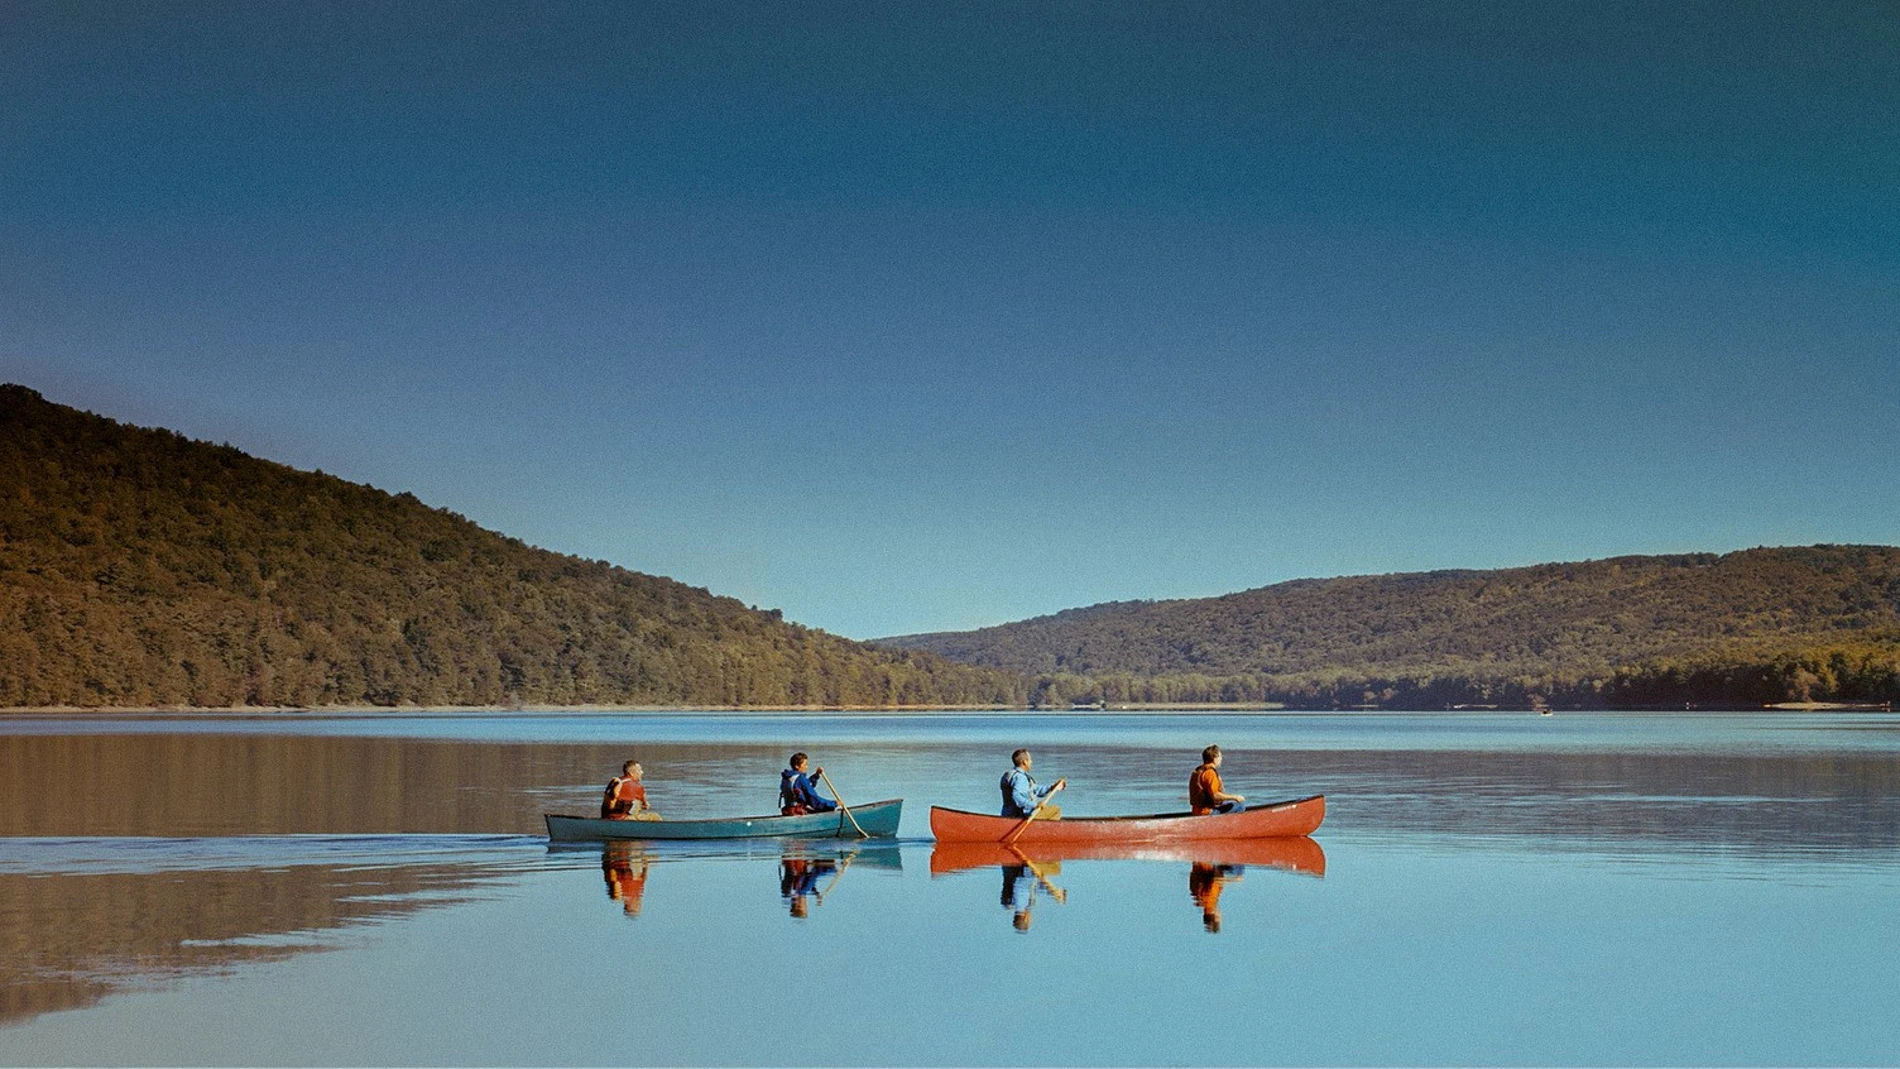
[928,794,1325,844]
[928,835,1326,877]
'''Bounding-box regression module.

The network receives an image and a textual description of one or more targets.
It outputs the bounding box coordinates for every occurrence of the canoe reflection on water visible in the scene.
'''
[581,840,905,921]
[930,837,1325,934]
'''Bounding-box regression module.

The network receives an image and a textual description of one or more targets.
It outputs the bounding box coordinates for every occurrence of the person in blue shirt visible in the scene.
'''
[1000,748,1065,820]
[779,752,839,815]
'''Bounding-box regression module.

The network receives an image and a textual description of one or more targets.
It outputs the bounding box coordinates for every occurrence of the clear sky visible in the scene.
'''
[4,1,1896,639]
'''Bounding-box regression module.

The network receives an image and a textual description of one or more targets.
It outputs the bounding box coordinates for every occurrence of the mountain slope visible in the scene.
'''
[0,385,1024,708]
[879,548,1900,707]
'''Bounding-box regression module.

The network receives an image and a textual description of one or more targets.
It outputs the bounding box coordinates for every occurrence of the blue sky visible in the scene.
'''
[4,1,1896,639]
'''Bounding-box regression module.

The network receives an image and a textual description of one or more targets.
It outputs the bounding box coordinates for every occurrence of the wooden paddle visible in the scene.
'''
[818,769,870,839]
[813,847,858,905]
[1007,845,1066,904]
[1002,776,1065,845]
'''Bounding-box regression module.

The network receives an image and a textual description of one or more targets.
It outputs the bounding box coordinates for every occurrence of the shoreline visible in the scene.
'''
[0,704,1292,717]
[0,703,1881,718]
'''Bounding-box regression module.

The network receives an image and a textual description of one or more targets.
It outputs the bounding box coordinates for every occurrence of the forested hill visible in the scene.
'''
[879,548,1900,708]
[0,385,1024,709]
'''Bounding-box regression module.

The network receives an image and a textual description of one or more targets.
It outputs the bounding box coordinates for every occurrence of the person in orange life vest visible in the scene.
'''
[778,753,838,816]
[1189,745,1245,815]
[602,759,662,821]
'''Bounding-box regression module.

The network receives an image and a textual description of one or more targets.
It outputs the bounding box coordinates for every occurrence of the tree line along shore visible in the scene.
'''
[4,384,1897,712]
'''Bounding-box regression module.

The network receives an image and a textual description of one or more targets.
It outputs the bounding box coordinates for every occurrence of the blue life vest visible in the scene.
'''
[781,769,834,813]
[1000,768,1038,818]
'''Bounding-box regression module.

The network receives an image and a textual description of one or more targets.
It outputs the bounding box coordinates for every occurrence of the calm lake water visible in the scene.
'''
[2,711,1897,1066]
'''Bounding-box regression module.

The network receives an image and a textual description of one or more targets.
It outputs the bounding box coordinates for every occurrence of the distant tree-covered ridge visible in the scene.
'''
[879,548,1900,709]
[0,385,1026,708]
[8,382,1896,712]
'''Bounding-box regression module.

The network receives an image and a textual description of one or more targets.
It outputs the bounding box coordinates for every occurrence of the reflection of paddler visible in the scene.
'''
[1000,855,1064,931]
[778,855,839,919]
[602,844,650,917]
[1188,861,1244,933]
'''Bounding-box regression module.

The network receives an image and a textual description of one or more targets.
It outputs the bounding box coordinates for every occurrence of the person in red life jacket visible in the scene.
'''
[778,753,839,816]
[602,759,662,821]
[1189,745,1246,815]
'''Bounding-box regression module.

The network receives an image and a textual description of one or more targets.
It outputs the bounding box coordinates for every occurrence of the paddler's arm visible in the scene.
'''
[807,771,839,810]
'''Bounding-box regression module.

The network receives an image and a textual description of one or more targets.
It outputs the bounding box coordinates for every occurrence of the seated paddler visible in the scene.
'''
[1001,748,1065,820]
[1189,745,1246,815]
[602,759,662,821]
[779,752,839,815]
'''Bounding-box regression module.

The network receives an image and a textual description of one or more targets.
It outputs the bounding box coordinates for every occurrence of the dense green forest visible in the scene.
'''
[881,548,1900,709]
[7,383,1896,711]
[0,385,1026,709]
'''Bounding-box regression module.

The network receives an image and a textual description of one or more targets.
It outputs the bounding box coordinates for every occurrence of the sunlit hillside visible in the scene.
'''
[0,385,1025,709]
[882,547,1900,709]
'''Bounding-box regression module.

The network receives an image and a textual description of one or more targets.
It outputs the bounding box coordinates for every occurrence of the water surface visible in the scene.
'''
[1,712,1896,1065]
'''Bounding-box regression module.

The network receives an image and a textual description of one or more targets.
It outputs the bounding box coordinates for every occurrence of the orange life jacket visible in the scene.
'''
[1188,764,1223,814]
[602,776,643,818]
